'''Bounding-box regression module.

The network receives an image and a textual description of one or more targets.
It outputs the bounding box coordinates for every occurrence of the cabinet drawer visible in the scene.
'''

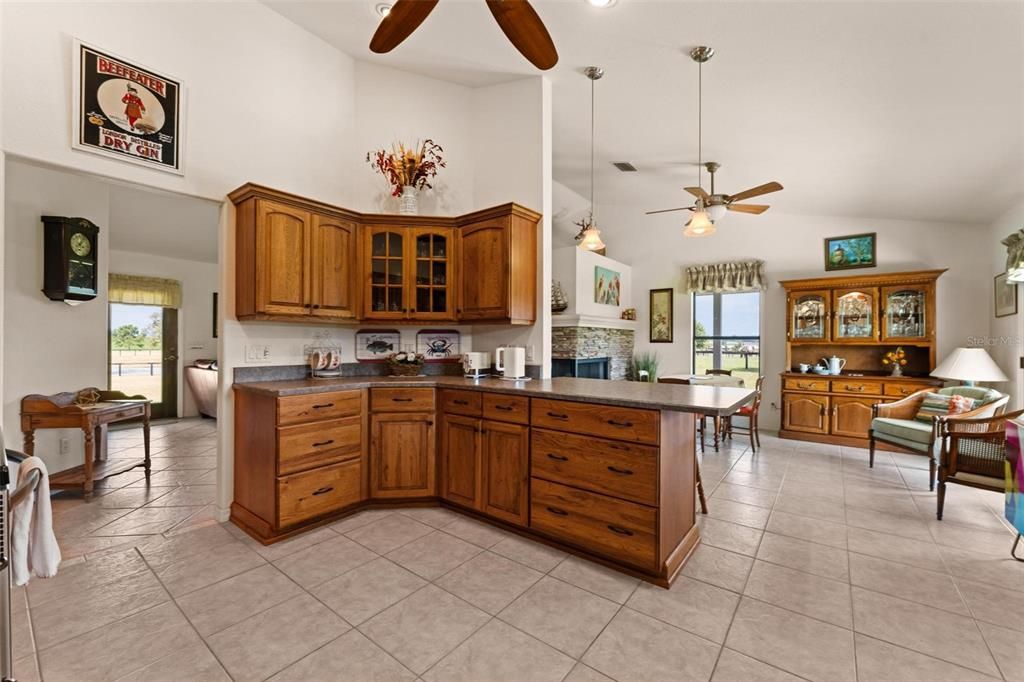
[482,393,529,424]
[531,398,659,445]
[277,416,362,476]
[784,377,829,392]
[883,383,934,398]
[530,478,657,570]
[278,459,361,527]
[278,390,361,426]
[371,387,435,412]
[831,379,883,396]
[532,428,657,506]
[440,389,481,417]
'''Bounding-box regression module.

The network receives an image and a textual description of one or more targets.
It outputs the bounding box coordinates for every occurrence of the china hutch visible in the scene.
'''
[230,184,539,325]
[779,269,946,447]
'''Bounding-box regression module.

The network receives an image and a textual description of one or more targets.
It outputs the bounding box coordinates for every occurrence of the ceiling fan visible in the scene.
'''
[370,0,558,70]
[645,161,783,219]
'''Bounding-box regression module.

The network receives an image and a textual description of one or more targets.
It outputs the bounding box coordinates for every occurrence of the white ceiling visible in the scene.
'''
[265,0,1024,224]
[108,183,220,263]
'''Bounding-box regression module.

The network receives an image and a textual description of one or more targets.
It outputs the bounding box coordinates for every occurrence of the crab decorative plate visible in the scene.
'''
[416,329,461,363]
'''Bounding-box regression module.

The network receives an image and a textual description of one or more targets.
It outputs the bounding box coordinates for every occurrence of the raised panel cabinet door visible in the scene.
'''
[440,414,481,509]
[364,226,408,320]
[831,397,878,439]
[459,219,509,320]
[788,289,830,342]
[255,199,311,316]
[311,214,357,319]
[370,413,435,498]
[782,394,830,434]
[411,226,456,320]
[481,420,529,526]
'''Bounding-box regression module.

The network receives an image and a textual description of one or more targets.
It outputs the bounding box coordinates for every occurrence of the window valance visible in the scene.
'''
[108,274,182,308]
[684,260,766,294]
[1003,230,1024,282]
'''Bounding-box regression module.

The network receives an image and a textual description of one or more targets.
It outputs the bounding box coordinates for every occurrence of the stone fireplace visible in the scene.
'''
[551,316,637,380]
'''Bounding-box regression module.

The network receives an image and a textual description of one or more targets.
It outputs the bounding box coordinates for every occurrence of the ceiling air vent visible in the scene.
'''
[612,162,637,172]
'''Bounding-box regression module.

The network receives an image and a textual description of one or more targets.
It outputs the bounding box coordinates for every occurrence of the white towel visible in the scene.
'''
[11,456,61,586]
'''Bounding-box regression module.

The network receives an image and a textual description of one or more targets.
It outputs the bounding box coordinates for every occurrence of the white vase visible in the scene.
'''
[398,186,418,215]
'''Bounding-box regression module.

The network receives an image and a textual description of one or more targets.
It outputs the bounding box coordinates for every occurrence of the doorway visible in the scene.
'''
[109,302,178,418]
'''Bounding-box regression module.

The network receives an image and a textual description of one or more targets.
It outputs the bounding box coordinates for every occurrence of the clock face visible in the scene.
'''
[70,232,92,257]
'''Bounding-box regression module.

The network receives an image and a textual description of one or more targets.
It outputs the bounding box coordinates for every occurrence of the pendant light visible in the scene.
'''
[685,46,716,238]
[575,66,606,251]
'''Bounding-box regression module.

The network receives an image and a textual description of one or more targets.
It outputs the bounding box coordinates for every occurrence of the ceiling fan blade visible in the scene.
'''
[485,0,558,70]
[727,203,770,214]
[369,0,439,53]
[684,186,709,200]
[727,181,783,203]
[645,207,692,215]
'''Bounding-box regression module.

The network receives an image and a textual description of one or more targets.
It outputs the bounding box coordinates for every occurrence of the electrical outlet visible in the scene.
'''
[59,438,70,455]
[245,344,271,363]
[526,345,536,363]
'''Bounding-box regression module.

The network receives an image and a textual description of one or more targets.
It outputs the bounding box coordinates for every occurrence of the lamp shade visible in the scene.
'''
[578,226,605,251]
[930,347,1008,383]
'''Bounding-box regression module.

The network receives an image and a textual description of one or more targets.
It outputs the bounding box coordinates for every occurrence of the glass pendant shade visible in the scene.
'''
[579,225,606,251]
[706,204,727,222]
[684,211,716,237]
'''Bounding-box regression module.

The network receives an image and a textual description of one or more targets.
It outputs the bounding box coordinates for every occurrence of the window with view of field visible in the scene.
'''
[693,291,760,387]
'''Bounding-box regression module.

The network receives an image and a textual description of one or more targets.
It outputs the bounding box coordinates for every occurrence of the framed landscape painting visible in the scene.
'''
[995,272,1018,318]
[824,233,876,271]
[650,288,673,343]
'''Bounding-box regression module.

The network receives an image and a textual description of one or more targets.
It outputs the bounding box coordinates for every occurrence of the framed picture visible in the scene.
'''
[594,266,621,306]
[212,292,218,339]
[355,329,401,362]
[649,288,674,343]
[995,272,1018,318]
[416,329,461,363]
[824,232,876,271]
[72,40,185,175]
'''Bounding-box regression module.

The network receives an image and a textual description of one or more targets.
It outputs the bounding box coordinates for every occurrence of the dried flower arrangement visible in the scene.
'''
[366,140,446,197]
[386,351,426,376]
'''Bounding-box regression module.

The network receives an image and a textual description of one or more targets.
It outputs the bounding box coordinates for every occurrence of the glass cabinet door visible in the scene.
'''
[369,229,405,315]
[882,286,928,340]
[833,288,877,340]
[789,291,830,341]
[411,228,454,319]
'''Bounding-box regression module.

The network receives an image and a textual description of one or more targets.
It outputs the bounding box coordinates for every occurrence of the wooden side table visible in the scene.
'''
[20,388,151,499]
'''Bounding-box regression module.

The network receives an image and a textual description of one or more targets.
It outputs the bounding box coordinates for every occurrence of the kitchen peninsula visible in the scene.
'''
[233,376,753,586]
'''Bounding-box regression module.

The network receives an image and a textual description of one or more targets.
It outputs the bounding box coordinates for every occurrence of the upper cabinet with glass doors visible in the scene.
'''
[787,290,831,342]
[363,225,455,321]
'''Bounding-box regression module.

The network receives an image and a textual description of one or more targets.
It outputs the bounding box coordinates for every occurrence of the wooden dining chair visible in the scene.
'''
[725,375,765,452]
[705,369,733,376]
[659,377,708,513]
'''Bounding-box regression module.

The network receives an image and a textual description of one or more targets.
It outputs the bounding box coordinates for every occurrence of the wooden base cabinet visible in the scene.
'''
[370,388,436,499]
[440,413,481,508]
[481,421,529,526]
[782,393,830,435]
[831,396,877,439]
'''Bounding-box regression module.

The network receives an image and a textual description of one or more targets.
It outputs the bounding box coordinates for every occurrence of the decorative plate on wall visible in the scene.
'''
[416,329,461,362]
[355,329,401,362]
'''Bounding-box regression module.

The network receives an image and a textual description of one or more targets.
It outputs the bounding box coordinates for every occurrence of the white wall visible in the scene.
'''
[596,203,990,431]
[987,197,1024,409]
[552,246,633,320]
[108,249,219,418]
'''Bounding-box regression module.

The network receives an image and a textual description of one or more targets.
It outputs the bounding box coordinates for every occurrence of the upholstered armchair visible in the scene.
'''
[869,386,1008,490]
[936,409,1024,521]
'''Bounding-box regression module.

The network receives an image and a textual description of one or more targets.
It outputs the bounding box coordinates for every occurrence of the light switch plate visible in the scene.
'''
[246,344,271,363]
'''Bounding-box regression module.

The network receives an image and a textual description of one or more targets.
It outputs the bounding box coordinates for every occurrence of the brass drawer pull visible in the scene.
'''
[312,486,334,496]
[546,506,569,516]
[546,453,569,462]
[607,525,634,536]
[547,411,569,420]
[607,419,634,428]
[797,382,815,389]
[607,466,634,476]
[312,439,335,448]
[453,399,470,406]
[392,397,414,402]
[494,405,514,411]
[312,402,335,409]
[845,385,864,392]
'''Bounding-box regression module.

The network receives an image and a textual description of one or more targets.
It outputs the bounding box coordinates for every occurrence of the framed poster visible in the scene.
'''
[824,233,876,271]
[594,266,621,306]
[650,288,674,343]
[72,40,184,174]
[416,329,461,363]
[995,272,1018,318]
[355,329,401,362]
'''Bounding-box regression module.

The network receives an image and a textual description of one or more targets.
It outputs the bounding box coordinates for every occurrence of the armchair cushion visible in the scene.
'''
[871,417,934,451]
[914,392,978,423]
[938,386,1002,405]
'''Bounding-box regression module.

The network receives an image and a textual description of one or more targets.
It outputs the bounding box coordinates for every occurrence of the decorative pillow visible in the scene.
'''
[914,392,978,422]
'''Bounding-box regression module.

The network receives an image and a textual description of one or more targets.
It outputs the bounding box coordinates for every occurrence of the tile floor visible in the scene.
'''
[9,419,1024,681]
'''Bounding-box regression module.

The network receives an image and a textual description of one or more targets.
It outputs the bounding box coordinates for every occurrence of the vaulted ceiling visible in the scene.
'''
[266,0,1024,224]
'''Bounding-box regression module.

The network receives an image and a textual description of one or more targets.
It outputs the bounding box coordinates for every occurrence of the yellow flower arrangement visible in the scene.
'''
[881,347,908,375]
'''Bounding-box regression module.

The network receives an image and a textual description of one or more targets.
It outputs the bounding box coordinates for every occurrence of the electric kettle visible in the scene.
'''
[495,346,527,380]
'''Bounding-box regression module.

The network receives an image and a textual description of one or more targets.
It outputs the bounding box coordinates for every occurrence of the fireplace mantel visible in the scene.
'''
[550,314,638,331]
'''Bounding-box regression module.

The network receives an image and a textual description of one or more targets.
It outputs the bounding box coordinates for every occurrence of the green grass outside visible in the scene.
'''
[693,353,760,388]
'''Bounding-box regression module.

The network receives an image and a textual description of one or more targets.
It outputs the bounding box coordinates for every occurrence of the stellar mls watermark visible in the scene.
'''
[967,336,1023,347]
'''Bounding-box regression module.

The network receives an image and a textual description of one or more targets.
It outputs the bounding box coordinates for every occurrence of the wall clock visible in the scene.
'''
[42,216,100,302]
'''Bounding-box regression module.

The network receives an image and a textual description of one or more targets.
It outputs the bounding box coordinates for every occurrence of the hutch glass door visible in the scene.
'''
[834,289,876,340]
[882,286,927,340]
[790,291,829,341]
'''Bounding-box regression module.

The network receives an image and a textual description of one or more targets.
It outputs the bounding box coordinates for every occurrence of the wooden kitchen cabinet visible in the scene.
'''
[252,198,310,317]
[370,412,436,499]
[831,396,878,439]
[363,225,456,321]
[440,413,481,509]
[310,213,358,319]
[481,420,530,526]
[782,393,830,434]
[458,205,539,324]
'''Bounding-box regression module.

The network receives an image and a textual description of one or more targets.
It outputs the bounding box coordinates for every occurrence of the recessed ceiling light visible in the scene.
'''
[375,3,392,18]
[585,0,616,7]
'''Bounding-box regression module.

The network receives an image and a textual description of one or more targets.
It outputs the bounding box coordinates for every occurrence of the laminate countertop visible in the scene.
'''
[234,375,755,416]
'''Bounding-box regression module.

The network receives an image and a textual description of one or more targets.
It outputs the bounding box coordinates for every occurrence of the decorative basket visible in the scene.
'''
[388,362,423,377]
